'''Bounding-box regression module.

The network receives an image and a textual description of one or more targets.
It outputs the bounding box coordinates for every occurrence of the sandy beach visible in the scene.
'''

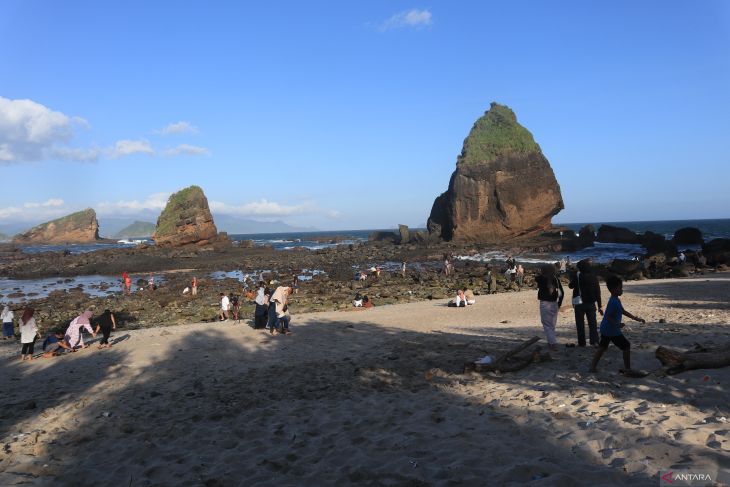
[1,274,729,486]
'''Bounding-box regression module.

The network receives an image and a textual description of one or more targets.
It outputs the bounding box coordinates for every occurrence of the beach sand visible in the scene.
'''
[1,274,729,486]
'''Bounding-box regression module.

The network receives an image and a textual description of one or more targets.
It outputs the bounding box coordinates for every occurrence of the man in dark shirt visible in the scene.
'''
[569,259,603,346]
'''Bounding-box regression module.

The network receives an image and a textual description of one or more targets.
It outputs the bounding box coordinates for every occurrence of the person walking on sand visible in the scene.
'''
[516,264,525,289]
[590,276,645,373]
[65,310,96,350]
[219,293,230,321]
[484,268,495,294]
[191,276,198,296]
[2,305,14,339]
[569,259,603,347]
[19,308,40,361]
[536,265,564,351]
[94,309,116,349]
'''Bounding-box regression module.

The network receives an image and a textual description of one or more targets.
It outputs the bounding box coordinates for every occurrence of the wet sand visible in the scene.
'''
[1,274,729,486]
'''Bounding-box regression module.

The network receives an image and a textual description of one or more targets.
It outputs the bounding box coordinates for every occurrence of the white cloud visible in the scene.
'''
[325,210,342,219]
[209,199,314,218]
[107,139,155,159]
[96,192,170,216]
[51,146,102,162]
[163,144,210,157]
[0,198,69,220]
[155,121,199,135]
[0,96,90,162]
[380,9,432,31]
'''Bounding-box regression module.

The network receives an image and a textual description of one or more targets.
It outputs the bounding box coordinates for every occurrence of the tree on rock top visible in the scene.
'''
[153,185,219,247]
[457,102,542,166]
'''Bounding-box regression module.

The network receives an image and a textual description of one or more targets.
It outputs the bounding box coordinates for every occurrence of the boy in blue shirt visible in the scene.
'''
[589,276,645,373]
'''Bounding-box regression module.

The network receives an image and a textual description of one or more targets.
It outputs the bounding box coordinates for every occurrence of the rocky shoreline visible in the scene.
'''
[1,226,728,334]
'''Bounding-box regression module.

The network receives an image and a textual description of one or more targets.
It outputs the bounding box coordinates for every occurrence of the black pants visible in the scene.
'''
[254,304,267,329]
[574,302,599,346]
[100,326,112,344]
[21,341,35,355]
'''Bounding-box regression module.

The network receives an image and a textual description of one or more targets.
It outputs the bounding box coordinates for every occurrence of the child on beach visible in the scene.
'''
[42,331,71,357]
[2,305,13,339]
[589,276,646,373]
[19,307,40,361]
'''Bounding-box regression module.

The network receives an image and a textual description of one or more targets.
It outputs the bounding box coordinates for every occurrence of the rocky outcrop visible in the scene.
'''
[596,225,640,244]
[398,225,410,245]
[153,186,219,247]
[427,103,563,242]
[641,231,677,257]
[13,208,100,244]
[673,227,703,245]
[703,238,730,266]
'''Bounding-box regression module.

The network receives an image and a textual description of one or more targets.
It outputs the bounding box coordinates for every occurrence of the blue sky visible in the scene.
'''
[1,1,729,231]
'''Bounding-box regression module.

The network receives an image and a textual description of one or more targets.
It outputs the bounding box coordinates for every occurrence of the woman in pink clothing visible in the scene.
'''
[64,310,96,350]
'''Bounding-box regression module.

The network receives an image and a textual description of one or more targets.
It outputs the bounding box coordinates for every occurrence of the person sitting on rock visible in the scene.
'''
[353,293,363,307]
[362,295,374,308]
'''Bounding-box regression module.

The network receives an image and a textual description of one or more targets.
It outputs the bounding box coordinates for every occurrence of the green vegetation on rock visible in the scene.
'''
[114,221,156,238]
[457,102,541,166]
[28,208,96,232]
[155,185,206,237]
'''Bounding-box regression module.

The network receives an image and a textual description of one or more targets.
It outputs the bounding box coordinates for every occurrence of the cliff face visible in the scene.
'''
[427,103,563,242]
[153,186,219,247]
[13,209,100,244]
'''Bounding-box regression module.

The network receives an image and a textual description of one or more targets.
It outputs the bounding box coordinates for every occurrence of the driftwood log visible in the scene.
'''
[655,343,730,375]
[465,336,551,374]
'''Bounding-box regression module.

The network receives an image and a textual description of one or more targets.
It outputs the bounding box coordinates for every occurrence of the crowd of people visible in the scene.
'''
[3,306,118,361]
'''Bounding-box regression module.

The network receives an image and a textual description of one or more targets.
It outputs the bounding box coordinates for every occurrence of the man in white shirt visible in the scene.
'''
[219,293,230,321]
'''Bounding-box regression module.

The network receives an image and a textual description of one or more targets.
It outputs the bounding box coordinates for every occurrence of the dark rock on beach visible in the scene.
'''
[398,224,410,245]
[427,102,564,243]
[672,227,703,245]
[703,238,730,266]
[596,225,640,244]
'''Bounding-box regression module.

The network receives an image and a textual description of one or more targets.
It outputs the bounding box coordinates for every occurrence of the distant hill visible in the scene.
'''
[212,214,318,234]
[114,221,156,238]
[0,232,7,242]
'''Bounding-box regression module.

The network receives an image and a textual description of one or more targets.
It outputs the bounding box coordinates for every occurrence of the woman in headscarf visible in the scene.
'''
[536,265,564,351]
[1,305,14,339]
[64,310,96,350]
[19,307,39,360]
[254,282,269,329]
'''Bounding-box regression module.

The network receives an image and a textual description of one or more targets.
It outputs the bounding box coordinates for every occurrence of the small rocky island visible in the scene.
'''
[428,102,563,242]
[12,208,101,244]
[153,185,227,247]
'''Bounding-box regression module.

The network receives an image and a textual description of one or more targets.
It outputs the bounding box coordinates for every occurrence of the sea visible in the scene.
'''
[1,219,728,303]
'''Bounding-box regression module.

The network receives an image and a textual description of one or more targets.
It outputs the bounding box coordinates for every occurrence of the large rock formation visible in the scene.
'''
[427,103,563,242]
[13,208,100,244]
[153,186,219,247]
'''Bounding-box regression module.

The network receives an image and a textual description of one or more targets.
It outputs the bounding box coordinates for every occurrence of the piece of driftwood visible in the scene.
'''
[464,336,548,374]
[655,343,730,375]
